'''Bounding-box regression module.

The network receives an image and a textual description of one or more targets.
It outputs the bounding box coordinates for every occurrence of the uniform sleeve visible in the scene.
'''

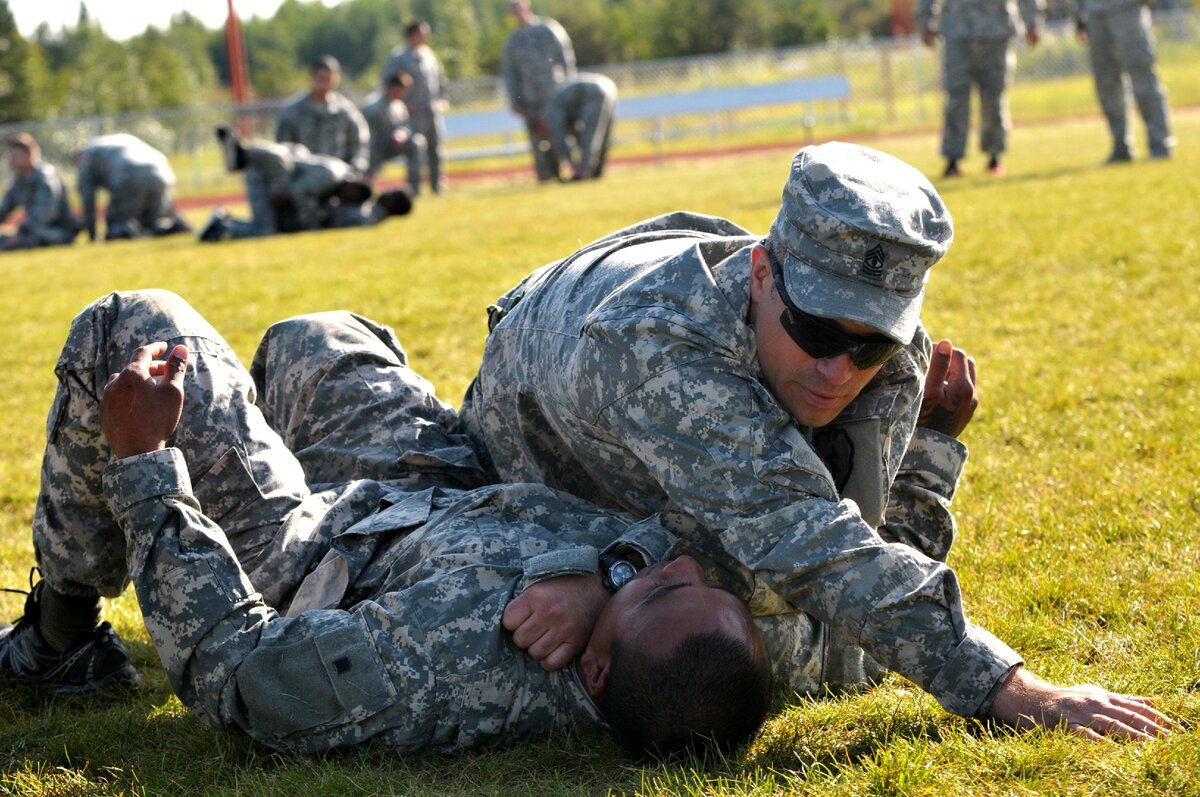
[105,448,402,753]
[916,0,941,31]
[593,353,1021,717]
[275,103,298,145]
[345,103,371,175]
[501,38,523,113]
[549,21,576,78]
[20,174,63,235]
[1018,0,1046,32]
[879,428,968,563]
[0,183,14,225]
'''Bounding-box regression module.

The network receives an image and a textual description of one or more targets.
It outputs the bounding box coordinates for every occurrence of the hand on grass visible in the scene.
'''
[503,574,609,671]
[918,339,977,438]
[100,342,188,460]
[987,666,1177,740]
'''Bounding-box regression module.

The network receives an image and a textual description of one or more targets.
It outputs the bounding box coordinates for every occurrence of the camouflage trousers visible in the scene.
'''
[33,289,486,607]
[104,168,176,238]
[940,36,1015,159]
[1086,4,1175,158]
[409,110,446,192]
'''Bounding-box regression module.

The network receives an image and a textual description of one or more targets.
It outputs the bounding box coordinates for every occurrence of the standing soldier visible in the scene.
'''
[276,55,371,176]
[918,0,1044,177]
[0,134,79,252]
[75,133,192,241]
[1074,0,1174,162]
[380,20,449,194]
[361,72,427,194]
[545,73,618,182]
[501,0,576,182]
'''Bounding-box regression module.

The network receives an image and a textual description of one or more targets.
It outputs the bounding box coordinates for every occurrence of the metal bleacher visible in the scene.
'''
[443,74,851,162]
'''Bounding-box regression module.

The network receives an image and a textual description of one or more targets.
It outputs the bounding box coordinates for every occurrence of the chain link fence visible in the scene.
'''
[2,9,1196,194]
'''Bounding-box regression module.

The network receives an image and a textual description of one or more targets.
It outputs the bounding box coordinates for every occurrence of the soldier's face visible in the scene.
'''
[311,67,338,96]
[749,246,883,428]
[7,146,32,175]
[582,555,761,698]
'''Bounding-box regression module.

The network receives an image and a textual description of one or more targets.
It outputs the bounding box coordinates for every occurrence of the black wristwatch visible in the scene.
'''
[600,556,639,594]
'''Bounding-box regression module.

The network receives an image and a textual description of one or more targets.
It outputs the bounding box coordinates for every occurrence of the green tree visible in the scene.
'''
[0,0,38,122]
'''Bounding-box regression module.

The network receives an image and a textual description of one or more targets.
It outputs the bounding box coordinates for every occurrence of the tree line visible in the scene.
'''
[1,0,1104,125]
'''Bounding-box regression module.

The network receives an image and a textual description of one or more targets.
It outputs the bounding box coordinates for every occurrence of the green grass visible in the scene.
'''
[3,109,1200,795]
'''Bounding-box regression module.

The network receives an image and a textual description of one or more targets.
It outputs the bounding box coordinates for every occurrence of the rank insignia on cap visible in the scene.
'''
[862,244,886,280]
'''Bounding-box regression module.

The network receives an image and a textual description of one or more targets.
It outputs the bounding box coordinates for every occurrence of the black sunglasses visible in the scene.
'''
[767,249,904,369]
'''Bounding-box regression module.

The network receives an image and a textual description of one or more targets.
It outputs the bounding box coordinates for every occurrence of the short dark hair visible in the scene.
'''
[405,19,429,38]
[377,188,413,217]
[6,133,38,157]
[600,631,773,762]
[386,71,413,89]
[311,54,341,73]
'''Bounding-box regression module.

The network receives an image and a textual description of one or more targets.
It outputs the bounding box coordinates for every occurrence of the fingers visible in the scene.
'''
[927,339,953,390]
[501,596,533,634]
[541,641,576,672]
[163,344,189,388]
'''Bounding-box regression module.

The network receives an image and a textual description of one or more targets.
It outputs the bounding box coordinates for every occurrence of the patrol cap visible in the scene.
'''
[766,141,953,344]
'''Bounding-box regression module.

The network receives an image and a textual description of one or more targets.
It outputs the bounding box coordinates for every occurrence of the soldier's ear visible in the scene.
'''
[749,244,774,303]
[578,647,609,701]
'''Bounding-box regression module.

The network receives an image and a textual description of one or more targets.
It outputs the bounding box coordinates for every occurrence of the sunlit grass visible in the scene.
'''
[1,109,1198,796]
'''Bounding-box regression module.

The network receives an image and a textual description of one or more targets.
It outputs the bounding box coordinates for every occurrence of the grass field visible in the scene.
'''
[2,108,1199,796]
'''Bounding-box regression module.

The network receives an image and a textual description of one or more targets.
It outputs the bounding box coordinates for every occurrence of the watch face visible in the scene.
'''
[608,560,638,591]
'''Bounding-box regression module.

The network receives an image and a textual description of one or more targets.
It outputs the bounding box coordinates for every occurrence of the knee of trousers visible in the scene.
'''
[57,290,225,382]
[250,312,410,400]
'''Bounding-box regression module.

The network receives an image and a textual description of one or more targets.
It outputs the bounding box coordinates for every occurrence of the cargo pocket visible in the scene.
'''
[236,615,398,738]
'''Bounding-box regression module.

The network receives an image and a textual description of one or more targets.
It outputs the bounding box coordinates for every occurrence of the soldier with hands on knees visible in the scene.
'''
[74,133,191,241]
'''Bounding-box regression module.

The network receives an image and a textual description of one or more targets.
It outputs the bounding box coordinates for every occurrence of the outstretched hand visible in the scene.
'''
[502,574,609,671]
[918,339,977,438]
[987,666,1177,741]
[100,342,189,460]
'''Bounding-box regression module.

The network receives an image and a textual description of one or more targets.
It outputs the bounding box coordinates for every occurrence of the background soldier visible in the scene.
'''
[361,72,427,194]
[1075,0,1175,162]
[0,134,79,252]
[545,73,618,181]
[380,19,449,194]
[75,133,191,241]
[501,0,576,182]
[918,0,1044,177]
[276,55,371,176]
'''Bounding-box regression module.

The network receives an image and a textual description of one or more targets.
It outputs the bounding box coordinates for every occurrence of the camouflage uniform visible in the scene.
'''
[227,141,353,238]
[75,134,185,241]
[461,145,1025,718]
[501,15,576,181]
[545,73,617,180]
[276,91,371,175]
[34,289,684,753]
[360,92,426,188]
[0,161,78,250]
[380,43,448,192]
[1077,0,1175,159]
[917,0,1044,160]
